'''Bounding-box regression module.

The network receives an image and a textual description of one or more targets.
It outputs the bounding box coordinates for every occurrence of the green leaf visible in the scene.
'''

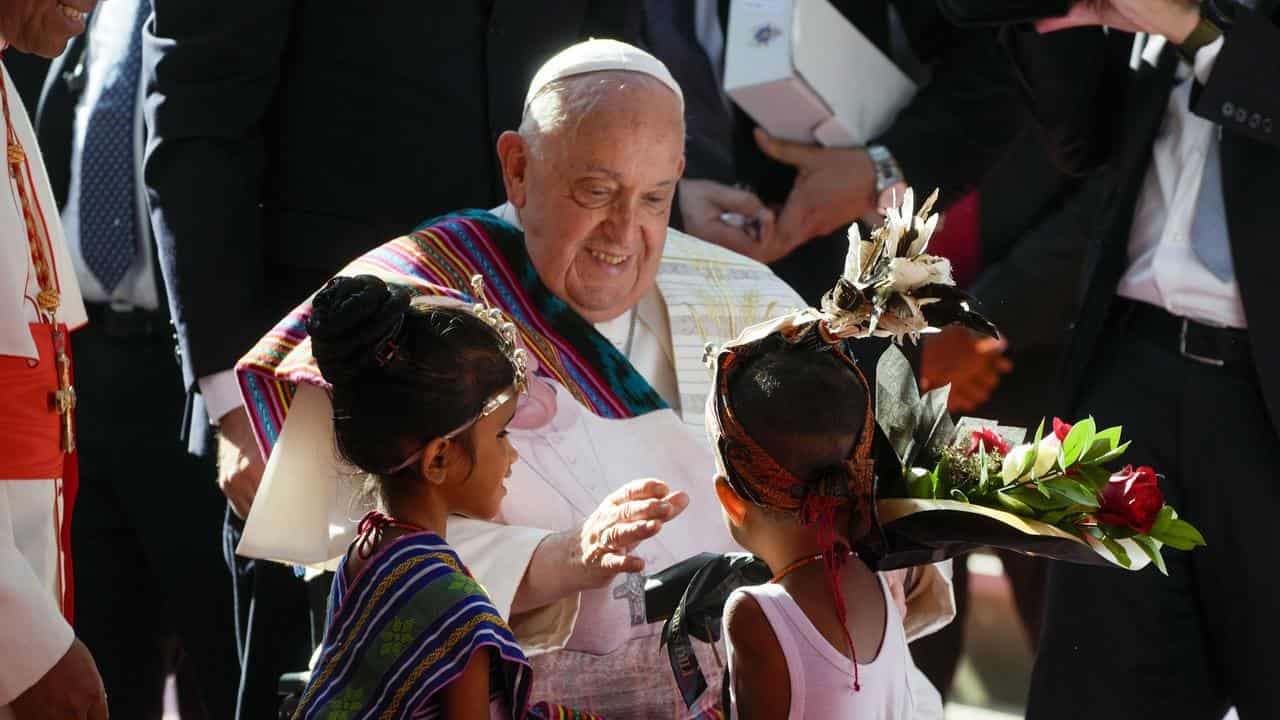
[950,488,970,503]
[1059,417,1096,471]
[906,467,935,499]
[1088,441,1132,466]
[1099,534,1132,568]
[1041,477,1101,508]
[1148,517,1207,551]
[1074,463,1113,492]
[1081,426,1123,463]
[1006,486,1074,513]
[1035,480,1052,499]
[1132,535,1168,576]
[995,490,1036,515]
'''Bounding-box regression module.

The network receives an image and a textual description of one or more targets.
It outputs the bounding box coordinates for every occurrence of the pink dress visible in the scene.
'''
[725,577,933,719]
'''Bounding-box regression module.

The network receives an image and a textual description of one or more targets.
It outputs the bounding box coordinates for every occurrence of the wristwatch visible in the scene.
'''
[866,144,905,194]
[1178,1,1233,62]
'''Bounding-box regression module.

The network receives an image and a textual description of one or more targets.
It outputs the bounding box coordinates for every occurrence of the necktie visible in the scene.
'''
[1190,130,1235,282]
[78,0,149,294]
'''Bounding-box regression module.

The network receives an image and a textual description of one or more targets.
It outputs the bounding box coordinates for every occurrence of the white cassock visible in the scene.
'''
[239,203,952,717]
[0,63,88,713]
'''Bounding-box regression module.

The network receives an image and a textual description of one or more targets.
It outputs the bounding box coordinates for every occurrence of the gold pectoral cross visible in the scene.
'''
[49,327,76,453]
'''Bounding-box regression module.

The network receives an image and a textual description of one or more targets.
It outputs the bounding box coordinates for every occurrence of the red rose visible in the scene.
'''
[1053,417,1073,442]
[968,427,1010,456]
[1096,465,1164,534]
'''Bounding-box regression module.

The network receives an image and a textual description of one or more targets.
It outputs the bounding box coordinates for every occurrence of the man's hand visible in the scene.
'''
[678,179,787,263]
[754,128,878,252]
[920,325,1014,414]
[216,406,265,519]
[574,479,689,589]
[1036,0,1200,41]
[11,639,108,720]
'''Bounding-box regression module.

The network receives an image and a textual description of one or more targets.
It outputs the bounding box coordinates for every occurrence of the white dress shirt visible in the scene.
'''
[1116,37,1247,328]
[61,1,159,312]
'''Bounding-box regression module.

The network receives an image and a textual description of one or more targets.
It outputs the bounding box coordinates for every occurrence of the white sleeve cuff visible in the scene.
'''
[447,517,580,652]
[197,369,244,425]
[1194,36,1225,86]
[901,560,957,643]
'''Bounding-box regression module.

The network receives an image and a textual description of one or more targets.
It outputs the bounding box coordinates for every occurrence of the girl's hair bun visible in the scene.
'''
[308,275,411,385]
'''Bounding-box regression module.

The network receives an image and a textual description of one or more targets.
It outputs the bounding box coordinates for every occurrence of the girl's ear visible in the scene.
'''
[715,477,748,527]
[418,437,453,486]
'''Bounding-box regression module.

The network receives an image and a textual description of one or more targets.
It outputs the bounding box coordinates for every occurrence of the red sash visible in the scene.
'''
[0,322,78,621]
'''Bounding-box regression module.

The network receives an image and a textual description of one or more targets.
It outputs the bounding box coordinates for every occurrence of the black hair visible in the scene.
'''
[307,275,515,505]
[727,342,869,495]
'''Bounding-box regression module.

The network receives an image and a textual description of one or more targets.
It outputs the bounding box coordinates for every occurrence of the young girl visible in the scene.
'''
[707,317,944,720]
[292,274,590,719]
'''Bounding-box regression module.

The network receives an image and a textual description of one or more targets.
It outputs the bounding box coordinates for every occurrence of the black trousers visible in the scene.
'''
[1027,330,1280,718]
[223,510,313,719]
[70,312,240,719]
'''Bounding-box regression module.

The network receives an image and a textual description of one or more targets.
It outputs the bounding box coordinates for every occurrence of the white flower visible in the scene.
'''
[886,255,953,293]
[1001,437,1060,483]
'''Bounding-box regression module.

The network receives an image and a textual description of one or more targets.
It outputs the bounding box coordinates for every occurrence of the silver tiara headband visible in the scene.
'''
[384,275,529,475]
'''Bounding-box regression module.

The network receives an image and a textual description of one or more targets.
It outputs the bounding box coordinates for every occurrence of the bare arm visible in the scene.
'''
[438,647,492,720]
[724,593,790,720]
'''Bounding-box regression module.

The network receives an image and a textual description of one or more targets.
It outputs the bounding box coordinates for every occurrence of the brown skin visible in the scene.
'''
[1036,0,1200,39]
[753,128,879,258]
[920,325,1014,414]
[215,407,263,519]
[343,397,519,716]
[677,178,780,263]
[0,0,96,58]
[716,478,888,718]
[346,396,520,578]
[10,639,108,720]
[496,82,685,323]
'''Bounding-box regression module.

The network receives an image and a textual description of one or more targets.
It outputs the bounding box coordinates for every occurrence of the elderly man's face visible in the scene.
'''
[0,0,94,58]
[498,81,685,323]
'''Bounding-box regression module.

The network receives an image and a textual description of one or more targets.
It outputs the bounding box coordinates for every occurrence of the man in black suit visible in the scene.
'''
[1005,1,1280,716]
[35,2,239,716]
[142,4,641,717]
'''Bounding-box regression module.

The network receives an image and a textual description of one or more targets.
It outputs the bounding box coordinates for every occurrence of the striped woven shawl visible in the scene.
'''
[235,210,667,459]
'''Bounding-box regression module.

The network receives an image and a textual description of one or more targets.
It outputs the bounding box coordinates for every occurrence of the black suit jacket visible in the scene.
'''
[143,2,641,409]
[1007,5,1280,434]
[34,35,85,209]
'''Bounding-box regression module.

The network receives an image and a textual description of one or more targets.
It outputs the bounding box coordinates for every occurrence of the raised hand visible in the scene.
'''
[574,478,690,588]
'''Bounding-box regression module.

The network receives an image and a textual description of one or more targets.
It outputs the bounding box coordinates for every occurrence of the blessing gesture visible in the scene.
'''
[511,478,690,615]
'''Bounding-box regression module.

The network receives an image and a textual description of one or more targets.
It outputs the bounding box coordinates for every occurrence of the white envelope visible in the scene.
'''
[724,0,918,147]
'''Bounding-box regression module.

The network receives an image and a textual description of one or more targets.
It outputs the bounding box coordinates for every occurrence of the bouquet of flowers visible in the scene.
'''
[869,346,1205,574]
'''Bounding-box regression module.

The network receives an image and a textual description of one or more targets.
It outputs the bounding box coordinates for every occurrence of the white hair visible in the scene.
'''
[518,70,684,158]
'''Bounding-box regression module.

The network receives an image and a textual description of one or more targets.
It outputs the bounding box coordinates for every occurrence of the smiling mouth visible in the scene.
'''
[588,249,629,266]
[57,2,88,22]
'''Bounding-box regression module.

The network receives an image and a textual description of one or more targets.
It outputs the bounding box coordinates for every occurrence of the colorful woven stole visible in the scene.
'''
[236,210,667,458]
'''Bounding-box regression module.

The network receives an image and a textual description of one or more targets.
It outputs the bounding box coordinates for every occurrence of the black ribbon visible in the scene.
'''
[645,552,772,708]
